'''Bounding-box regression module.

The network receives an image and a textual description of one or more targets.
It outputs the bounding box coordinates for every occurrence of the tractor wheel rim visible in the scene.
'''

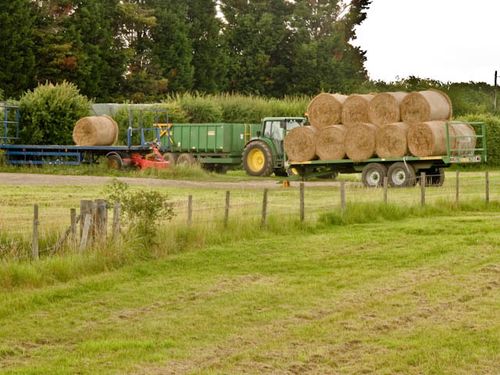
[247,149,265,172]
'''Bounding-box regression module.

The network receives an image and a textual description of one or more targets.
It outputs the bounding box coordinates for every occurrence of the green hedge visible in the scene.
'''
[460,113,500,165]
[19,82,90,145]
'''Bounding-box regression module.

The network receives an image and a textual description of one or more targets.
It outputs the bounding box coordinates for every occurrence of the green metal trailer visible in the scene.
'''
[158,122,261,172]
[284,122,487,187]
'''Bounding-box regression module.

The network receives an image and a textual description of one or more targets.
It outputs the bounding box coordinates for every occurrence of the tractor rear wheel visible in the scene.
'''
[243,141,274,177]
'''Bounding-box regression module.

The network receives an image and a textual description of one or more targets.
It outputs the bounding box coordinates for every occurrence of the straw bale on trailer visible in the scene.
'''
[73,115,119,146]
[315,125,346,160]
[400,90,452,124]
[284,126,317,162]
[368,92,407,126]
[375,122,410,158]
[341,94,375,126]
[407,121,476,157]
[344,122,378,161]
[307,93,347,129]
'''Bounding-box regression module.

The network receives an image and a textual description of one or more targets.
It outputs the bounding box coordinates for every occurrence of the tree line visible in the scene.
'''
[0,0,370,101]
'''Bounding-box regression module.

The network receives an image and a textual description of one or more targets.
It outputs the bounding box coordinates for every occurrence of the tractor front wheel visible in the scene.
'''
[243,141,274,177]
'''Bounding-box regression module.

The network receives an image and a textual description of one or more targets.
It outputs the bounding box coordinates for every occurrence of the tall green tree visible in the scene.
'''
[149,0,194,93]
[187,0,227,93]
[0,0,36,98]
[70,0,127,101]
[220,0,294,95]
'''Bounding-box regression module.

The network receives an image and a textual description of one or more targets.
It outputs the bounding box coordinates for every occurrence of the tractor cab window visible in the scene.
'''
[264,121,283,141]
[286,119,302,131]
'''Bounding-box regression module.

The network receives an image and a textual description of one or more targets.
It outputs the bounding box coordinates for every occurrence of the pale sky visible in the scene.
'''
[353,0,500,84]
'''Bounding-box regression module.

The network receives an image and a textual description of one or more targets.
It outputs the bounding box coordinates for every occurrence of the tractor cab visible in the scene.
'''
[243,116,306,177]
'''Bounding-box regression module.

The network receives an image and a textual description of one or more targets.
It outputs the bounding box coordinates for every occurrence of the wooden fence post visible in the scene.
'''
[80,200,92,238]
[261,188,268,227]
[420,172,426,206]
[340,181,346,211]
[485,171,490,204]
[187,195,193,227]
[383,177,388,204]
[70,208,77,248]
[80,214,92,251]
[224,191,230,228]
[455,171,460,204]
[299,182,305,222]
[112,202,121,239]
[95,199,108,241]
[32,204,39,260]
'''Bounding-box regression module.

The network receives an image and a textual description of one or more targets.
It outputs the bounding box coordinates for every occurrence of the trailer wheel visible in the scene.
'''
[361,163,387,187]
[177,153,197,166]
[107,153,123,170]
[162,153,177,166]
[425,167,445,187]
[387,162,417,187]
[243,141,273,177]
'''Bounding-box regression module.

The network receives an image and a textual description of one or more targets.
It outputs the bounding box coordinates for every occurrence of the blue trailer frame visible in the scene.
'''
[0,103,165,166]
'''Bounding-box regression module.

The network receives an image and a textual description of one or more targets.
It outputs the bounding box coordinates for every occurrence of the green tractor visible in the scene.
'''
[242,117,306,177]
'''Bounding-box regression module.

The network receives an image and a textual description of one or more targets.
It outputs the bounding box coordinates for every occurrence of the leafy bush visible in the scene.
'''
[104,180,175,248]
[18,82,91,145]
[459,113,500,166]
[179,94,223,123]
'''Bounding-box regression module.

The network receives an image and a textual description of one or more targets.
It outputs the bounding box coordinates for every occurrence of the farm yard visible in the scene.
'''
[0,170,499,374]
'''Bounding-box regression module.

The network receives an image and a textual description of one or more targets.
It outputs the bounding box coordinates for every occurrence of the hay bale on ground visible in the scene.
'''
[400,90,452,124]
[345,123,378,161]
[307,93,347,129]
[284,126,316,162]
[73,115,119,146]
[368,92,407,126]
[315,125,346,160]
[407,121,476,157]
[376,122,410,158]
[341,94,375,126]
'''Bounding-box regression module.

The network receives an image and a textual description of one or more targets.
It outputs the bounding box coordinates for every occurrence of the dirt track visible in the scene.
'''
[0,173,347,190]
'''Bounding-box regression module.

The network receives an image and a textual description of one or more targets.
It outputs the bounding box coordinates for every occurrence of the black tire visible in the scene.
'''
[177,153,197,166]
[243,141,274,177]
[426,167,445,187]
[214,165,229,174]
[387,162,417,187]
[361,163,387,187]
[107,153,123,170]
[162,152,177,166]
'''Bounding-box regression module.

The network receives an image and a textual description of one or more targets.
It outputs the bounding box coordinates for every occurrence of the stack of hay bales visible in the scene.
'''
[284,88,475,162]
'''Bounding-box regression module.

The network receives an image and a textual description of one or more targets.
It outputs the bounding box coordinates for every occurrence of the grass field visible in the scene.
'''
[0,213,499,374]
[0,170,499,374]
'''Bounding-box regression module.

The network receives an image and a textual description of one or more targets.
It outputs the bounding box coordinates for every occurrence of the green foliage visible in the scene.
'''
[0,0,36,98]
[104,180,175,247]
[460,113,500,166]
[179,94,223,122]
[18,82,91,145]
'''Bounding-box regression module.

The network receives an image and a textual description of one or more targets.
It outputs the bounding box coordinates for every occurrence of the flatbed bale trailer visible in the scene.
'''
[285,121,487,187]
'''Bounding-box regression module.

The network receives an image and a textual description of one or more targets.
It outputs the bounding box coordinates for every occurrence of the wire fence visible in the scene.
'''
[0,171,498,247]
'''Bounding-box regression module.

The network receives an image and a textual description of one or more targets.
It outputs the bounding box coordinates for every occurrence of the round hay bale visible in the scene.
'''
[376,122,410,158]
[400,89,452,124]
[368,92,407,126]
[284,126,317,162]
[315,125,346,160]
[344,123,378,161]
[407,121,476,157]
[73,115,119,146]
[307,93,347,129]
[341,94,375,126]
